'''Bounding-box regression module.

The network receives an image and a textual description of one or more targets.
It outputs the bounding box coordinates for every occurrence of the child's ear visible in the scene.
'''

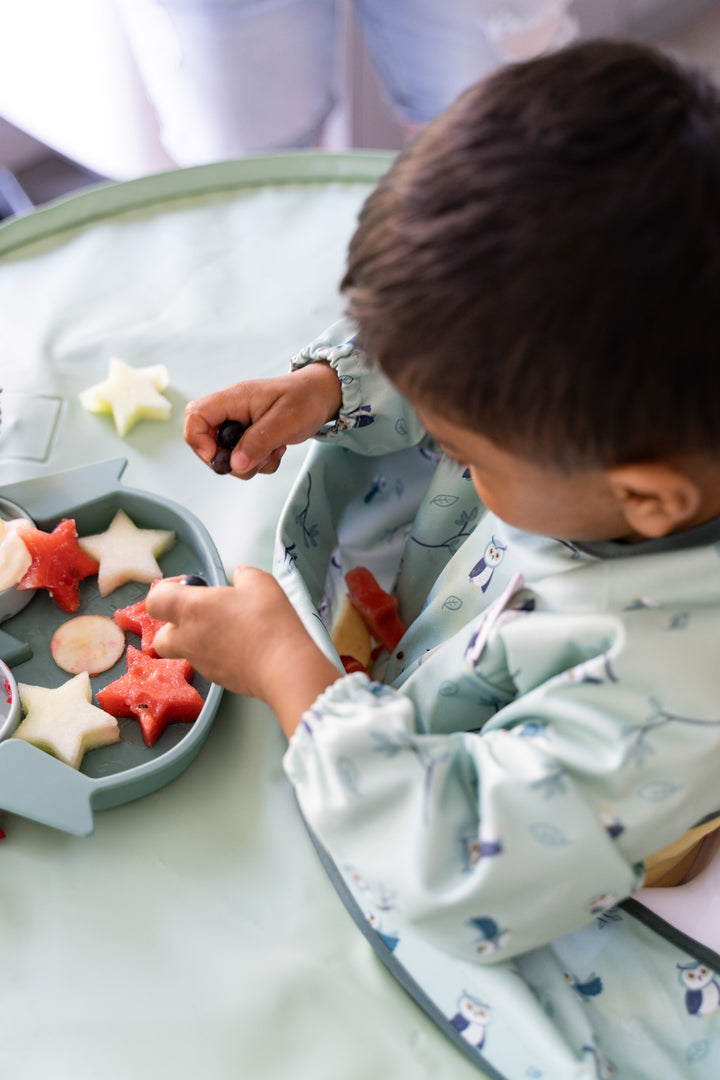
[605,463,702,539]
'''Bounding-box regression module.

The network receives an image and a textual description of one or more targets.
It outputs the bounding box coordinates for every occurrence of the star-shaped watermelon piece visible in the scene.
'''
[96,645,204,747]
[113,582,166,656]
[16,518,100,613]
[13,672,120,769]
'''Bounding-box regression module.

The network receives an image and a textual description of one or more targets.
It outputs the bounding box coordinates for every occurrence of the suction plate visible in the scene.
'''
[0,458,225,835]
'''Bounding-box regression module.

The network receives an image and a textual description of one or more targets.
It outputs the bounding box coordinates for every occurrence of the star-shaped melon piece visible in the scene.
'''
[79,357,171,436]
[78,509,175,597]
[16,518,100,613]
[13,672,120,769]
[113,581,166,656]
[96,645,204,747]
[0,516,32,590]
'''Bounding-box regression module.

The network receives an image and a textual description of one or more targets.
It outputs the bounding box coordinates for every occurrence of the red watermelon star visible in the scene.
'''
[113,582,166,656]
[17,518,100,613]
[96,645,204,747]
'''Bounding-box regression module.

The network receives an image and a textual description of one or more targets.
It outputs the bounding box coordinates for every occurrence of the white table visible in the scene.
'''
[0,154,488,1080]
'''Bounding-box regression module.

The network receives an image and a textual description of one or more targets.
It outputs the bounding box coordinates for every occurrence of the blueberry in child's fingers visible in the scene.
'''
[216,420,246,450]
[178,574,208,587]
[210,419,247,474]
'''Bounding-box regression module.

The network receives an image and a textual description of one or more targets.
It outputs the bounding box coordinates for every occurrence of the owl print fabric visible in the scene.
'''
[277,322,720,1079]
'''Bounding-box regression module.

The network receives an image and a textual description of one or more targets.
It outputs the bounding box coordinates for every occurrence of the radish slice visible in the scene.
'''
[50,615,126,675]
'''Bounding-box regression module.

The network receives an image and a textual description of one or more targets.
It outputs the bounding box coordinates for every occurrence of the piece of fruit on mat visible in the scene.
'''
[113,582,166,656]
[345,566,407,653]
[96,645,204,747]
[13,672,120,769]
[78,509,175,597]
[16,518,99,613]
[330,596,372,670]
[79,356,171,436]
[51,615,126,675]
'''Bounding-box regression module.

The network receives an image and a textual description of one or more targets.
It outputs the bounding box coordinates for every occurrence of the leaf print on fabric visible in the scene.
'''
[529,768,567,800]
[282,543,297,570]
[595,906,623,928]
[686,1041,710,1064]
[337,755,361,796]
[624,595,661,611]
[667,612,691,631]
[528,823,572,847]
[438,680,459,696]
[622,697,720,767]
[442,595,463,612]
[431,494,459,507]
[370,729,449,825]
[553,538,581,559]
[363,474,386,503]
[295,473,319,549]
[636,780,683,802]
[410,505,478,556]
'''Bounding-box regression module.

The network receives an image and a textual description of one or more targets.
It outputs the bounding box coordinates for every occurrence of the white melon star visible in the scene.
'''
[79,356,172,436]
[78,508,176,596]
[0,516,32,590]
[13,672,120,769]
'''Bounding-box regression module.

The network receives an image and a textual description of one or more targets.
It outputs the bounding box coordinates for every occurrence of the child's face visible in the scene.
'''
[414,403,636,542]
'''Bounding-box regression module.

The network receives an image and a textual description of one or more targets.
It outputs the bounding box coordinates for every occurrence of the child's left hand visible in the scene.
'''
[147,567,342,736]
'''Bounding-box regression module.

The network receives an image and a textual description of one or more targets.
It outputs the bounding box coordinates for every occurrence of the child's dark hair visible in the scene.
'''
[341,40,720,470]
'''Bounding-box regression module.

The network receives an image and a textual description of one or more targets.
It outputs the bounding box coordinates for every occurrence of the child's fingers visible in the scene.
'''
[145,579,185,625]
[256,445,287,475]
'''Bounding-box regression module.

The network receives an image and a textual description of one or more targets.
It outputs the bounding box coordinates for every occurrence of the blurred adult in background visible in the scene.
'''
[0,0,577,180]
[113,0,578,161]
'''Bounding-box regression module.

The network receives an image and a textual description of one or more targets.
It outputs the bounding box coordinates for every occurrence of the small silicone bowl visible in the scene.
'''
[0,659,20,742]
[0,496,36,624]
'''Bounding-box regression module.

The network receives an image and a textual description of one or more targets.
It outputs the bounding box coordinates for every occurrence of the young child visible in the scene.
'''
[147,40,720,1079]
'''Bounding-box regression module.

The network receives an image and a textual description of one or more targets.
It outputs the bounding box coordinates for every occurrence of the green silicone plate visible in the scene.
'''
[0,458,225,835]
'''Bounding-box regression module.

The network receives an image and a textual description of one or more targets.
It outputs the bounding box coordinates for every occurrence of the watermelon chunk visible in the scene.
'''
[113,582,166,656]
[345,567,406,653]
[16,518,99,613]
[340,655,368,675]
[96,645,204,747]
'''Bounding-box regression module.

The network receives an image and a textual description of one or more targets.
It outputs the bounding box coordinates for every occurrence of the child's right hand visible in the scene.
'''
[184,362,343,479]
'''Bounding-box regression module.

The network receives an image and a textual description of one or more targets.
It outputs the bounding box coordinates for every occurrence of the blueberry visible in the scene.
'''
[210,419,247,474]
[178,574,208,587]
[216,420,246,450]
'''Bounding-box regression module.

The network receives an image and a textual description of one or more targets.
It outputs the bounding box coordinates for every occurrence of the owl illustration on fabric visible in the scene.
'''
[469,536,507,592]
[469,916,510,955]
[335,403,375,431]
[462,823,504,870]
[565,971,604,1002]
[449,992,491,1049]
[599,810,625,840]
[678,962,720,1016]
[367,911,400,952]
